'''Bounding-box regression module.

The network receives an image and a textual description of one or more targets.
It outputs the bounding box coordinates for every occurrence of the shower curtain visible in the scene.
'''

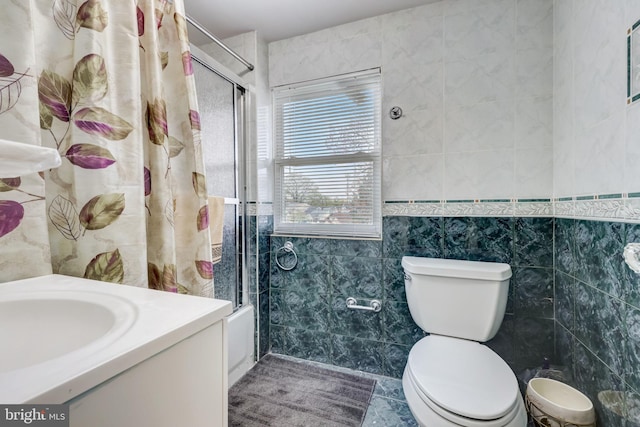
[0,0,213,297]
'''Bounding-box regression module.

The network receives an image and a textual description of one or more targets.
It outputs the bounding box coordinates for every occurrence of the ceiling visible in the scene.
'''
[183,0,439,44]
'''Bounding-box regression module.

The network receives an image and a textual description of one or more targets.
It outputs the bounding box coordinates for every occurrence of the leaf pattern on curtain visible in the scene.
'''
[0,0,213,297]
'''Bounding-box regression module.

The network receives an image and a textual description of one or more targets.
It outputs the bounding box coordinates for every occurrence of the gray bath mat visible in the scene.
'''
[228,354,376,426]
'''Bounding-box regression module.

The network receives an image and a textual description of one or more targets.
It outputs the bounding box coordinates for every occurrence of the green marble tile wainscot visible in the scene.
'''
[575,220,626,299]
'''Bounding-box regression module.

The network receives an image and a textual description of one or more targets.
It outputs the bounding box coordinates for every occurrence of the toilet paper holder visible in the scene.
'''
[346,297,382,313]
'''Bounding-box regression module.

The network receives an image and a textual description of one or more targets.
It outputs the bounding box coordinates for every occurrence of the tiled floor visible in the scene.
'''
[274,354,418,426]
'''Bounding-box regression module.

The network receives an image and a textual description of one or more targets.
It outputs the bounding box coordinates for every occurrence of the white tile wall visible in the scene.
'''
[554,0,640,197]
[269,0,554,202]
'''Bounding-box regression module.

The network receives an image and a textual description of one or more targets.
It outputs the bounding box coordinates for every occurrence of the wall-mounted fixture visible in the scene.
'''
[389,106,403,120]
[624,243,640,273]
[275,241,297,271]
[346,297,381,313]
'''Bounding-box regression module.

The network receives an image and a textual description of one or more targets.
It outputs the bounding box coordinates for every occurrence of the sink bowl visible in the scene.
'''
[0,291,136,373]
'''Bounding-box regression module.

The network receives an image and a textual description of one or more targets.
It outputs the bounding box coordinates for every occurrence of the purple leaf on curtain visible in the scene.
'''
[145,99,168,145]
[0,200,24,238]
[144,167,151,196]
[77,0,108,32]
[147,263,161,290]
[48,195,82,241]
[189,110,201,131]
[0,178,21,192]
[38,70,72,122]
[73,107,133,140]
[0,54,15,77]
[192,172,207,198]
[181,51,193,76]
[197,205,209,231]
[137,6,144,36]
[65,144,115,169]
[195,260,213,280]
[83,249,124,283]
[79,193,125,230]
[72,54,108,104]
[52,0,78,40]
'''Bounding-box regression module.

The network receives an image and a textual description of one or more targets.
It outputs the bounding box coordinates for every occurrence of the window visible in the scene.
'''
[273,70,382,238]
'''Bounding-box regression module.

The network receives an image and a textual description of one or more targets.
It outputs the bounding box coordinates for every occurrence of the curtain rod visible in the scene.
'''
[185,15,255,71]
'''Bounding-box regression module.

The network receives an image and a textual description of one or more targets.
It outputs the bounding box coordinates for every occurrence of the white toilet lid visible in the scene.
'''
[407,335,519,420]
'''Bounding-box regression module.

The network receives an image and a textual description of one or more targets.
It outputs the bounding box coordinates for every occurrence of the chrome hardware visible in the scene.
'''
[275,241,298,271]
[389,106,403,120]
[346,297,382,313]
[404,273,412,281]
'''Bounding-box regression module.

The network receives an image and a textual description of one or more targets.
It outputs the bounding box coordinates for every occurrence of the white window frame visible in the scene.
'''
[272,69,382,239]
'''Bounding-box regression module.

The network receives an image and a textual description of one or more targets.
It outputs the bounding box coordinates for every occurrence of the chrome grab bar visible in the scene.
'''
[346,297,382,313]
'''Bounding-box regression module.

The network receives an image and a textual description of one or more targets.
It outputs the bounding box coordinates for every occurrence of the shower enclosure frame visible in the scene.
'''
[190,44,251,311]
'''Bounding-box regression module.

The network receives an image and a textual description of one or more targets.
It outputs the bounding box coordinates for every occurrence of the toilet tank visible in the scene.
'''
[401,256,511,342]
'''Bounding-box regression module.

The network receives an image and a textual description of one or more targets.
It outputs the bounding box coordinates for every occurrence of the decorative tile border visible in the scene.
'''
[383,199,553,217]
[554,193,640,223]
[248,194,640,222]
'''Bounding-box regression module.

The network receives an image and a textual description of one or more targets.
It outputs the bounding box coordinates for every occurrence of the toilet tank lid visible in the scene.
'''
[401,257,512,281]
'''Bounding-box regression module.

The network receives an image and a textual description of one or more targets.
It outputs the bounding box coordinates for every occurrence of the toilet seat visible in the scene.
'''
[405,335,521,425]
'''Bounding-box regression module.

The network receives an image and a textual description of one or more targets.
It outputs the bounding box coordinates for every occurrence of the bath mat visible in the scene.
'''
[228,354,376,427]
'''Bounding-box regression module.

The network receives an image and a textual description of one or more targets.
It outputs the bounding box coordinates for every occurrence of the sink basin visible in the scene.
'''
[0,291,137,373]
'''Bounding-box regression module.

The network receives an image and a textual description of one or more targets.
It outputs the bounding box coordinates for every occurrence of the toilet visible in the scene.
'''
[401,256,527,427]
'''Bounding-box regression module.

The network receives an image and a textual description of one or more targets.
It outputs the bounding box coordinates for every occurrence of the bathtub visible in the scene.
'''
[0,274,232,427]
[227,304,255,386]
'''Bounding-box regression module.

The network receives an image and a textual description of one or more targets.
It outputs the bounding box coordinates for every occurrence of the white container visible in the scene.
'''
[526,378,595,427]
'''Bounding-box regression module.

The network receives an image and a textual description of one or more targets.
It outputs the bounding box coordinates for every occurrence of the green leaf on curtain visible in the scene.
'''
[168,136,184,158]
[192,172,207,198]
[174,13,189,43]
[52,0,78,40]
[39,101,53,130]
[163,264,177,292]
[159,51,169,70]
[197,205,209,231]
[155,8,165,29]
[77,0,108,32]
[0,178,20,192]
[84,249,124,283]
[177,284,189,294]
[79,193,125,230]
[0,201,24,238]
[65,144,115,169]
[195,260,213,280]
[73,107,133,140]
[72,54,108,104]
[48,195,82,241]
[145,99,168,145]
[39,70,72,122]
[147,262,161,290]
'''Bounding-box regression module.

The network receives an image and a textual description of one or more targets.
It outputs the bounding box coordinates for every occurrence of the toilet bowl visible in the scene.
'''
[401,257,527,427]
[403,336,527,426]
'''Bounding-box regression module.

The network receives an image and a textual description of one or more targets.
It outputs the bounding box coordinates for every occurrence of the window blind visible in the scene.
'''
[273,70,381,238]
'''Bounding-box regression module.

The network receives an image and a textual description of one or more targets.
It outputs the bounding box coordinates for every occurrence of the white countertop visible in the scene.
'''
[0,274,232,404]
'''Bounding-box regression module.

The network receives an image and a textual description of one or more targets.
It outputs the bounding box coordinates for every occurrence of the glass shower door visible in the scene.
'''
[192,57,245,309]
